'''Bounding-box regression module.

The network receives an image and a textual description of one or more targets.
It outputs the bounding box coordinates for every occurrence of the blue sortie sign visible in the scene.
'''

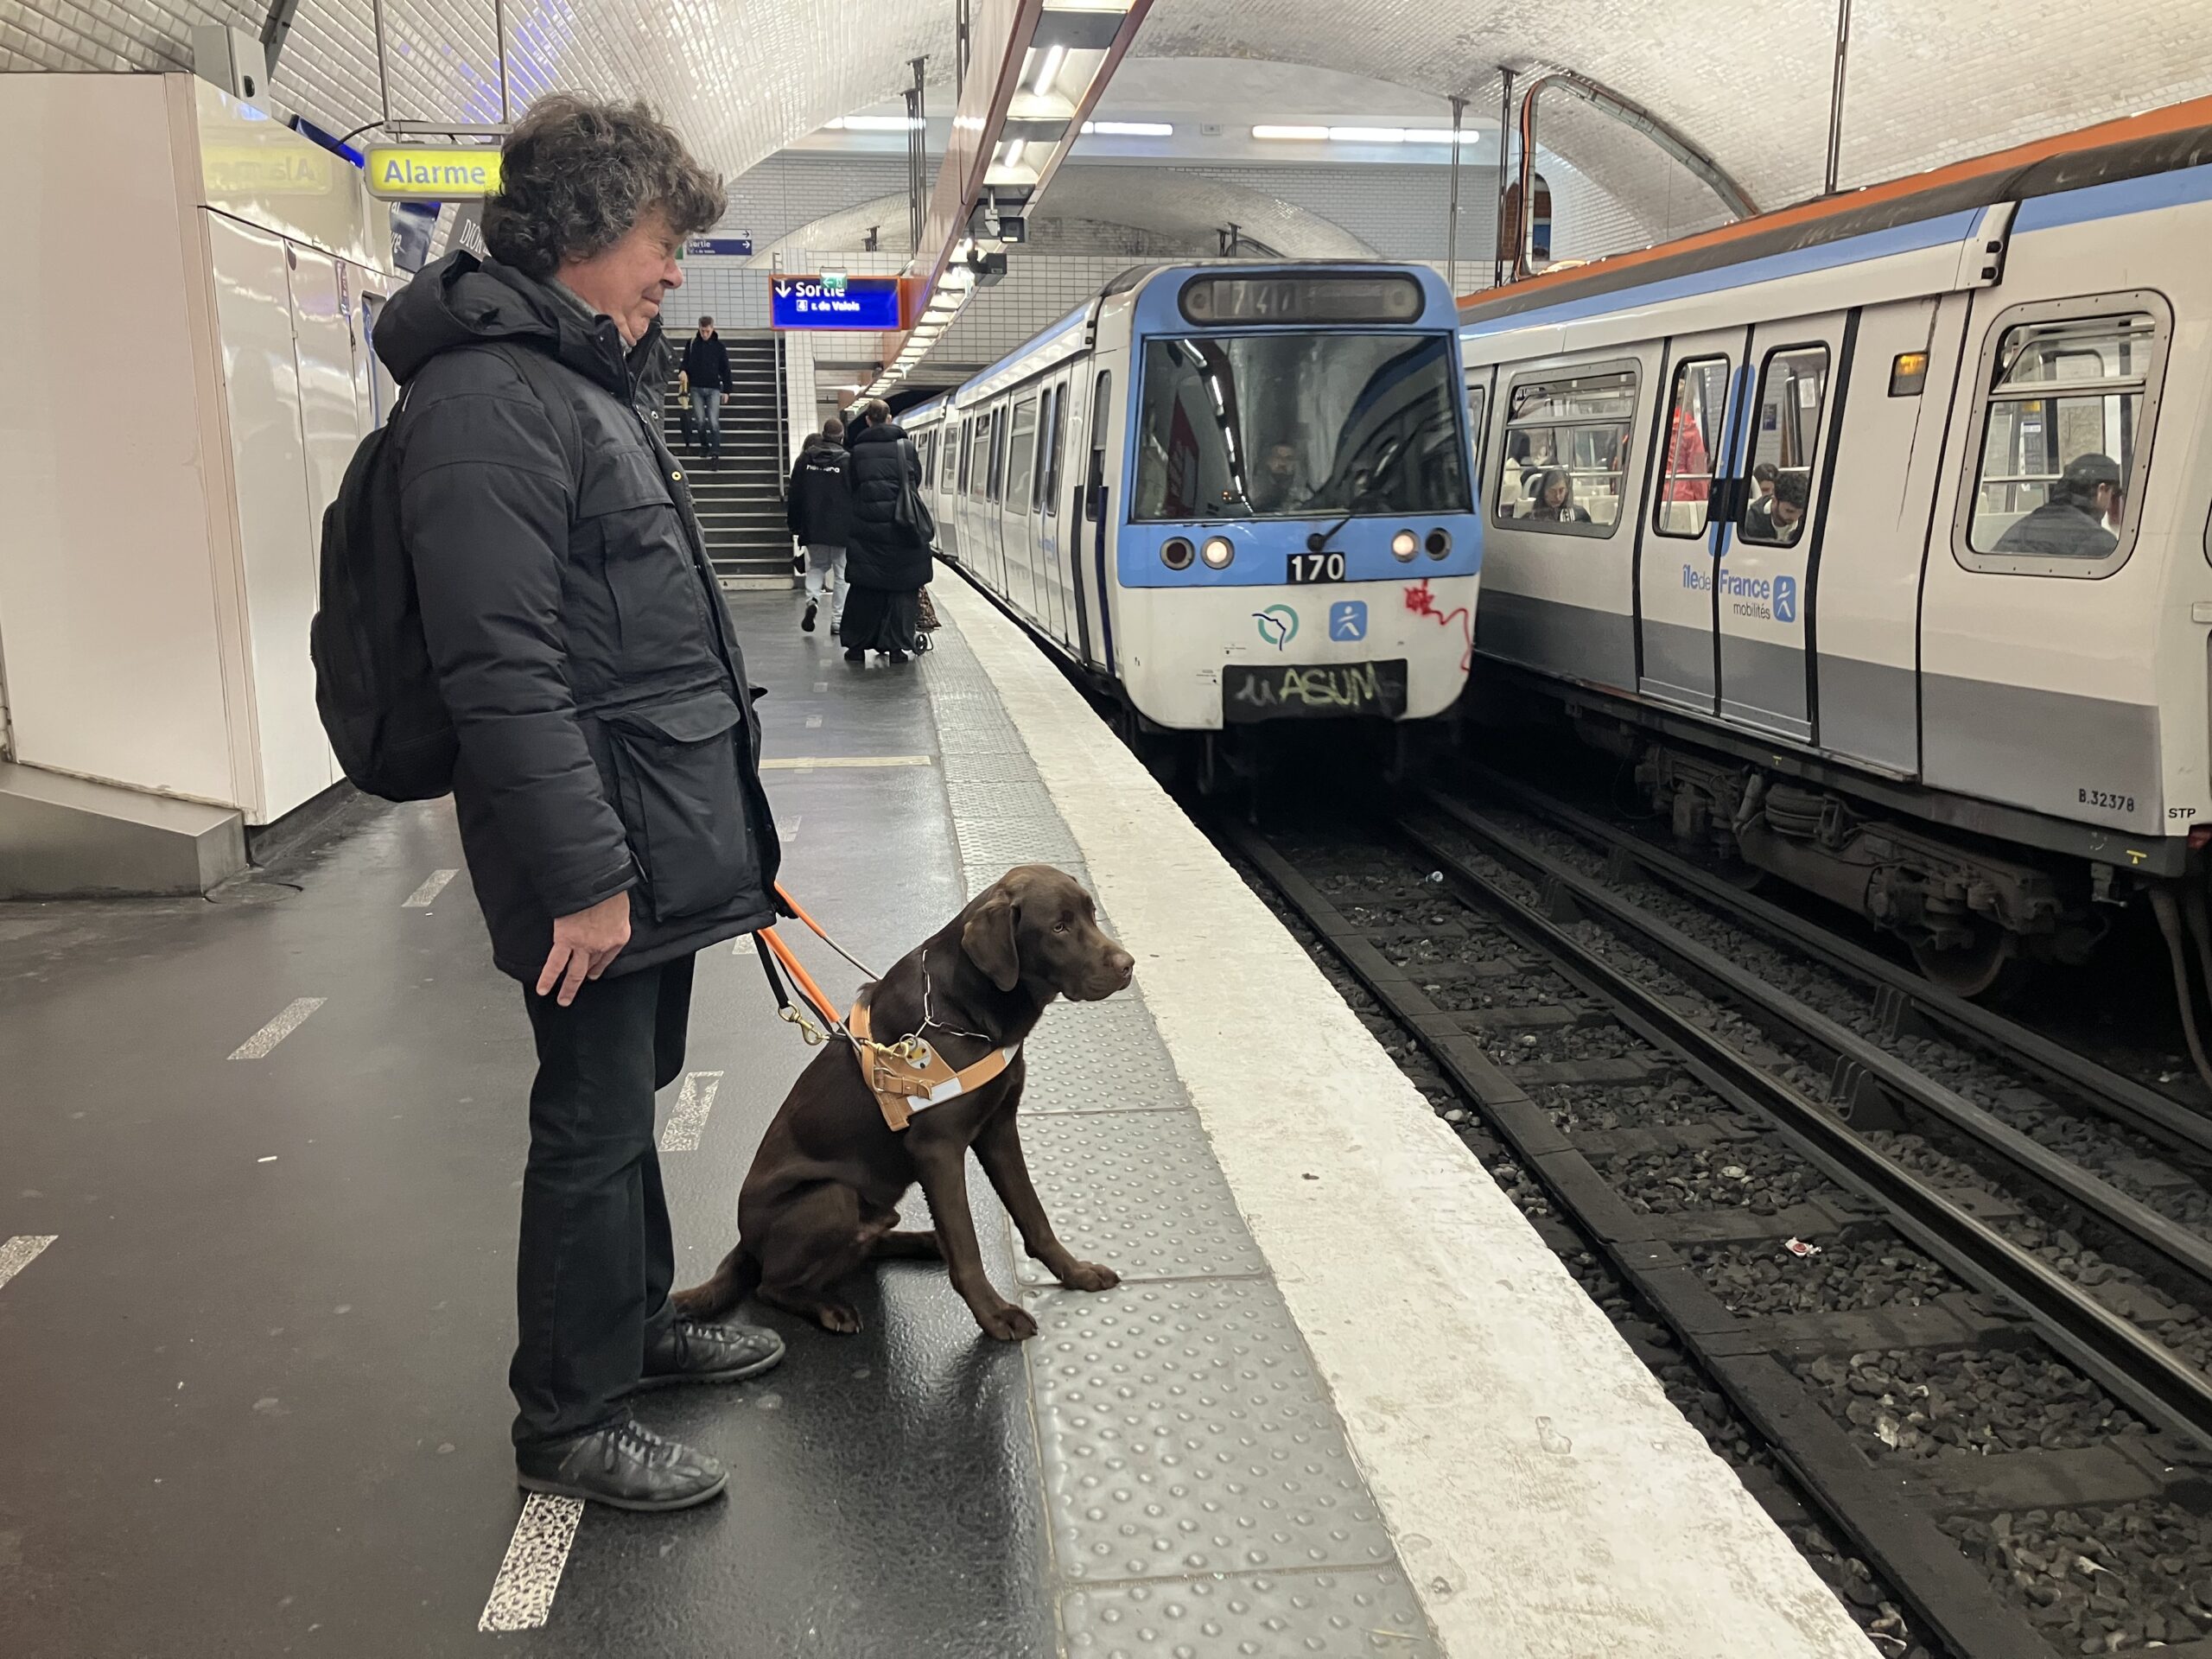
[770,274,903,330]
[684,236,753,257]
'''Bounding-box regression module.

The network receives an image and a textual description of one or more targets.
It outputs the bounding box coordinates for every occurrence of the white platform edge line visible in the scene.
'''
[931,585,1878,1659]
[228,997,326,1060]
[477,1493,583,1632]
[404,868,459,907]
[659,1071,725,1154]
[0,1235,57,1290]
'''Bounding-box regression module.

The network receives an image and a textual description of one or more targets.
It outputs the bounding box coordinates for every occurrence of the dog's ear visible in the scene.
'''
[961,890,1021,991]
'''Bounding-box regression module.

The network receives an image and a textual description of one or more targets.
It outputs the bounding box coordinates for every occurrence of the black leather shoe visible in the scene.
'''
[801,600,817,633]
[632,1318,785,1392]
[516,1419,726,1512]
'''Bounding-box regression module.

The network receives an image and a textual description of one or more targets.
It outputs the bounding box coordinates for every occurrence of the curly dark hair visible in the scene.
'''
[483,94,724,279]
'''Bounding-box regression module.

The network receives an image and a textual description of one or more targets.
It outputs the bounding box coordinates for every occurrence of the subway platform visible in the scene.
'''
[0,587,1873,1658]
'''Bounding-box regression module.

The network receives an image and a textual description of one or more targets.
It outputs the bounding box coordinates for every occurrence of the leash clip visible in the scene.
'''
[779,1003,826,1046]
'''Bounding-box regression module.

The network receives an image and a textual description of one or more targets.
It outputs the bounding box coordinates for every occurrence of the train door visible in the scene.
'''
[1074,365,1118,671]
[937,420,962,559]
[1002,393,1043,620]
[955,416,975,563]
[1715,314,1847,740]
[1036,377,1071,643]
[1464,366,1494,513]
[984,404,1009,594]
[1637,327,1748,710]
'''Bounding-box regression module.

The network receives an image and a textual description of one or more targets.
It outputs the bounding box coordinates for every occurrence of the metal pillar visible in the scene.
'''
[1446,94,1467,295]
[1825,0,1853,194]
[1491,67,1516,289]
[494,0,510,122]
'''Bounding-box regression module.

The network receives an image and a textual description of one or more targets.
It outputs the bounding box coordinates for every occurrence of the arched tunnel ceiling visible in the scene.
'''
[15,0,2212,228]
[753,168,1380,261]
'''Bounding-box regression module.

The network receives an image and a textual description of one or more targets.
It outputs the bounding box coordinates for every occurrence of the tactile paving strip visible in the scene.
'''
[921,603,1436,1651]
[1012,1111,1266,1285]
[1021,1001,1186,1115]
[1061,1568,1440,1659]
[1027,1279,1398,1582]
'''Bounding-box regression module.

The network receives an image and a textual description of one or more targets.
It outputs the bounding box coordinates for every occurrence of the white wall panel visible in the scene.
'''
[0,73,240,804]
[208,212,332,819]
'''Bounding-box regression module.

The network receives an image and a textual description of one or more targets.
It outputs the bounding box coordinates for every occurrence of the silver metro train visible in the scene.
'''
[1460,97,2212,998]
[901,263,1481,770]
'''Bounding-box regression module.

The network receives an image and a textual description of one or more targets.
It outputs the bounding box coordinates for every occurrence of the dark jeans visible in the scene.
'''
[511,953,696,1449]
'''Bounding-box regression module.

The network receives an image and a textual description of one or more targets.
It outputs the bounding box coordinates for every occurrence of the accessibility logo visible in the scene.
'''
[1328,600,1368,642]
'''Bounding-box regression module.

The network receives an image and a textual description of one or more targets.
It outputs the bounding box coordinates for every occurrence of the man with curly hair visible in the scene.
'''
[373,94,785,1513]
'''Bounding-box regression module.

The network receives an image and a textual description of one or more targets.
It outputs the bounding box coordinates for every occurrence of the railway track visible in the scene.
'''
[1217,800,2212,1659]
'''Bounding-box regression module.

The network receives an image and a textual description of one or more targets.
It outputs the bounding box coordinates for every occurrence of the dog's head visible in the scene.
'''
[960,866,1134,1003]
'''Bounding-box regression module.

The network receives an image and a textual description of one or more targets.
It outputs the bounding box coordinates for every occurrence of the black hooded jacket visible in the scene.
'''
[845,419,933,591]
[374,251,779,982]
[785,432,853,547]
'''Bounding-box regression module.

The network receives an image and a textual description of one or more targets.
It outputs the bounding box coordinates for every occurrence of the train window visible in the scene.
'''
[971,412,993,500]
[1464,384,1487,470]
[1738,346,1829,548]
[957,418,972,493]
[1957,298,2169,576]
[1007,397,1040,514]
[942,423,959,491]
[1653,358,1731,539]
[988,408,1007,504]
[1494,363,1638,537]
[1131,333,1468,521]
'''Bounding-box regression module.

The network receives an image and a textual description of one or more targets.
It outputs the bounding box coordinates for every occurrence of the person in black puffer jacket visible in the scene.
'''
[841,398,932,663]
[785,418,852,634]
[376,93,785,1516]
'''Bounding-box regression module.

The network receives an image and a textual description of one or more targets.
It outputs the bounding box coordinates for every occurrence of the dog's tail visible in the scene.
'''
[671,1247,760,1319]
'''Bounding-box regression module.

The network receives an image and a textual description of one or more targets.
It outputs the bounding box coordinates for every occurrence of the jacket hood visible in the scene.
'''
[375,251,629,396]
[849,420,906,446]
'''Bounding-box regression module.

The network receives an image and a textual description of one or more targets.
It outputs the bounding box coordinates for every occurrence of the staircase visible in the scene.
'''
[664,330,795,588]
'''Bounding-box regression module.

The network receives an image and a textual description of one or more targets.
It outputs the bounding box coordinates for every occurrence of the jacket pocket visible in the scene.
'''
[604,689,761,924]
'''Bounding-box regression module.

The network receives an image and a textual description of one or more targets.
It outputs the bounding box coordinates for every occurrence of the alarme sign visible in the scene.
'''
[769,272,904,331]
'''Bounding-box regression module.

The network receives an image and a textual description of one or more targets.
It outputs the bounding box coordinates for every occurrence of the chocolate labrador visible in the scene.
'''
[673,866,1135,1340]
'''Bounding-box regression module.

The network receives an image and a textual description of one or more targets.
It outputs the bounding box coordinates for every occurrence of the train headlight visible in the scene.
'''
[1390,529,1419,561]
[1161,537,1195,570]
[1201,536,1235,569]
[1425,528,1452,559]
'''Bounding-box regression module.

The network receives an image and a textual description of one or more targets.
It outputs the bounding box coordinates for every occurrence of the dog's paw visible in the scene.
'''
[1058,1261,1119,1293]
[976,1301,1039,1342]
[815,1302,864,1334]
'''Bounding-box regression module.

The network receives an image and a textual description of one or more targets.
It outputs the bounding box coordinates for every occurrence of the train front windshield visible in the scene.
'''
[1132,333,1470,521]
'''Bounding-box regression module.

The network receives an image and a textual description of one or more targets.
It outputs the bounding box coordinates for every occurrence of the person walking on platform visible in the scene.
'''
[786,416,852,635]
[842,398,934,664]
[374,92,785,1515]
[679,315,731,462]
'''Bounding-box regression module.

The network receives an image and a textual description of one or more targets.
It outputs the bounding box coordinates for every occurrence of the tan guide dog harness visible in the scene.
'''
[848,994,1019,1133]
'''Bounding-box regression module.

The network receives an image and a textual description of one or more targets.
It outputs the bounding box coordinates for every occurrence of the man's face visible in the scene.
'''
[1266,446,1295,480]
[2096,481,2124,523]
[557,210,683,346]
[698,321,714,338]
[1772,497,1803,532]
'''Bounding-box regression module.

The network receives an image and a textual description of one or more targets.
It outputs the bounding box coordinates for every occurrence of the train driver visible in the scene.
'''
[1993,452,2123,559]
[1249,441,1314,513]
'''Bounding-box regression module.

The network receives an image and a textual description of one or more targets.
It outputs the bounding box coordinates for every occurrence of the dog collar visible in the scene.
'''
[848,995,1018,1132]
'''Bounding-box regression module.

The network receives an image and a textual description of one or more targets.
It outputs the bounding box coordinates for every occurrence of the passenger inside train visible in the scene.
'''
[1992,450,2125,557]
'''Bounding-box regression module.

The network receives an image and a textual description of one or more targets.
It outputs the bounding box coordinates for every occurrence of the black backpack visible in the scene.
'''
[310,344,579,802]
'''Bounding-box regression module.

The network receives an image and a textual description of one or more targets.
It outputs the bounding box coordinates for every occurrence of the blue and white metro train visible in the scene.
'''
[1459,98,2212,998]
[902,264,1479,747]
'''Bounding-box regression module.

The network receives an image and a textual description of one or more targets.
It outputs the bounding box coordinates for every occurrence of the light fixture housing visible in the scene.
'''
[1391,529,1419,561]
[1425,528,1451,559]
[1201,536,1235,569]
[1160,537,1195,570]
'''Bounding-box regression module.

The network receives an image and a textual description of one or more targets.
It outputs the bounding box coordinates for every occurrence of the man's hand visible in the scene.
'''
[537,890,632,1006]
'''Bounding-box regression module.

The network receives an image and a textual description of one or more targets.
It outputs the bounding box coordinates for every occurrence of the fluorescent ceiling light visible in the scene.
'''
[1402,129,1484,144]
[1330,126,1408,144]
[831,115,922,131]
[998,139,1026,169]
[1252,124,1328,141]
[1081,120,1173,137]
[1028,43,1066,96]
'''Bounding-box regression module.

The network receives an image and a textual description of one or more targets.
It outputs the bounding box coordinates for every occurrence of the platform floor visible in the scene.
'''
[0,589,1874,1658]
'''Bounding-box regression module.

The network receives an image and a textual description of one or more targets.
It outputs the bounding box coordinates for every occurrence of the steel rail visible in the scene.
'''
[1386,805,2212,1452]
[1450,761,2212,1162]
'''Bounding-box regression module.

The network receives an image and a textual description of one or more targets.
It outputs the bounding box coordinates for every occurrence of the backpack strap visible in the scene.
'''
[485,341,588,521]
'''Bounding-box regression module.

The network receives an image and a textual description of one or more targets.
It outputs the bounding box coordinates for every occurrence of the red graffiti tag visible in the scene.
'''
[1403,579,1473,671]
